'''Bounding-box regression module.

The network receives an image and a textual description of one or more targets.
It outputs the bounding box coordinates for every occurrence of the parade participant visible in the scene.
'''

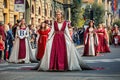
[36,21,50,61]
[9,18,32,63]
[0,35,5,62]
[12,20,21,38]
[96,24,110,53]
[107,26,112,45]
[3,24,9,60]
[112,25,120,47]
[0,22,6,61]
[29,24,37,49]
[7,23,14,59]
[34,9,92,71]
[83,20,98,56]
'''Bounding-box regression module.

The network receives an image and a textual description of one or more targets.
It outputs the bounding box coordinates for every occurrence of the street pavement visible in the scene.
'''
[0,45,120,80]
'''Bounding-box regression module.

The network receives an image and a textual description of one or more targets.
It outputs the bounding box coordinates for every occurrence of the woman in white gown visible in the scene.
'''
[9,19,33,63]
[35,9,92,71]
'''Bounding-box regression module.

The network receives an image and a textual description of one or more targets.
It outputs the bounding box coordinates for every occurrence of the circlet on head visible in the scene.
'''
[55,9,63,15]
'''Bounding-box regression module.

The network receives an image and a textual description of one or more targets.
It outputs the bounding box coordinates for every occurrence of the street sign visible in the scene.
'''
[14,0,25,12]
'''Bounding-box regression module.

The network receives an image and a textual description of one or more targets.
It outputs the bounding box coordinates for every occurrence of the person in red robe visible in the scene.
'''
[83,20,98,56]
[96,24,110,53]
[36,21,50,60]
[0,35,5,62]
[9,18,32,63]
[112,25,120,47]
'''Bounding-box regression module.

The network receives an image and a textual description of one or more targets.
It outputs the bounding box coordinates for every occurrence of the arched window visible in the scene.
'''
[50,10,52,17]
[38,7,41,15]
[45,4,48,16]
[3,0,7,8]
[31,17,34,24]
[32,5,34,14]
[45,8,47,16]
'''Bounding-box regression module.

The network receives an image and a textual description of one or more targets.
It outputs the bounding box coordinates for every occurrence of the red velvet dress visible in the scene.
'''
[36,29,50,60]
[83,28,98,56]
[96,28,110,53]
[0,41,4,51]
[18,28,26,59]
[49,21,68,71]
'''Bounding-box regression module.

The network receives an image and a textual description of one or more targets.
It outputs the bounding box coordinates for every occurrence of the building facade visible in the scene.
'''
[0,0,72,25]
[24,0,53,25]
[0,0,20,25]
[0,0,54,25]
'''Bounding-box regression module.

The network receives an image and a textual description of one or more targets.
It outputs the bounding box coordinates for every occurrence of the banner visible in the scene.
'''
[14,0,25,12]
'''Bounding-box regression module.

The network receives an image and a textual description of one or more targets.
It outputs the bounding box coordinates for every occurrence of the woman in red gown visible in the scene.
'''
[9,18,32,63]
[112,25,120,47]
[36,21,50,60]
[96,24,110,53]
[83,20,98,56]
[0,35,4,62]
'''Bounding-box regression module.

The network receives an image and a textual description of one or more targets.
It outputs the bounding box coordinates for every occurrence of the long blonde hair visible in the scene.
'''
[55,9,64,21]
[3,24,9,32]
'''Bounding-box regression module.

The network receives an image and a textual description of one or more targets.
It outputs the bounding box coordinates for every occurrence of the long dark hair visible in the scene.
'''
[19,18,27,28]
[88,20,95,28]
[39,22,45,30]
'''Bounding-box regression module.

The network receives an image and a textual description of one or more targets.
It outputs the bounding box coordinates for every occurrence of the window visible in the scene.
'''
[50,10,52,17]
[31,18,34,24]
[45,8,47,16]
[3,0,7,8]
[38,19,41,23]
[14,15,17,24]
[38,7,41,15]
[3,13,6,24]
[32,5,34,14]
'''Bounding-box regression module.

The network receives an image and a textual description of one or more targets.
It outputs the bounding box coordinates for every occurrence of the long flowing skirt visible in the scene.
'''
[37,34,91,71]
[9,38,33,63]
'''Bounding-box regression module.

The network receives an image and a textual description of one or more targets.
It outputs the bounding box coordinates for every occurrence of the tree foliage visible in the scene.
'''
[83,2,105,26]
[71,0,82,27]
[113,19,120,28]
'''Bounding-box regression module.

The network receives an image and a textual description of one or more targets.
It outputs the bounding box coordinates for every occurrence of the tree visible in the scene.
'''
[113,19,120,28]
[83,2,105,26]
[71,0,82,27]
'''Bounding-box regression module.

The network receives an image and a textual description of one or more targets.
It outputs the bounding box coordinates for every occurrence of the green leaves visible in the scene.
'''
[113,19,120,28]
[71,0,82,27]
[83,2,105,26]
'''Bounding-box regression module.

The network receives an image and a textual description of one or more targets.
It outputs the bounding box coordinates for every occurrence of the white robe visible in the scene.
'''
[9,27,33,63]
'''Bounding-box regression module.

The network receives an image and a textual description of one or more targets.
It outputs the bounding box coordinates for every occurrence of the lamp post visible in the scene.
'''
[63,0,73,21]
[89,4,93,20]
